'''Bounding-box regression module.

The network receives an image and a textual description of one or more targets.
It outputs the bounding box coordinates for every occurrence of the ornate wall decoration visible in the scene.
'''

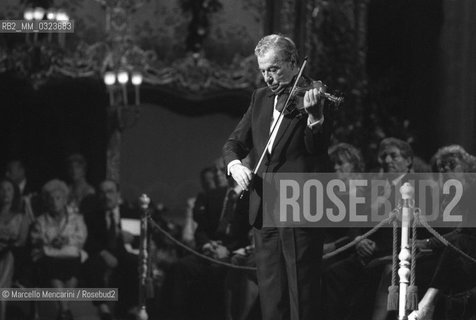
[179,0,223,53]
[0,0,263,95]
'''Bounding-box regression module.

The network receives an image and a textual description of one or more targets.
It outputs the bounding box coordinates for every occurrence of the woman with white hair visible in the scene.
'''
[31,179,87,320]
[408,145,476,320]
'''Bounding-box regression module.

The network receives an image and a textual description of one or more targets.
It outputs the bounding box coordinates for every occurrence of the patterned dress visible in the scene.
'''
[30,210,87,281]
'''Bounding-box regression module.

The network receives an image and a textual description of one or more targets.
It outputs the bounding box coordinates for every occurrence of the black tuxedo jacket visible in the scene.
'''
[223,86,332,225]
[84,203,139,257]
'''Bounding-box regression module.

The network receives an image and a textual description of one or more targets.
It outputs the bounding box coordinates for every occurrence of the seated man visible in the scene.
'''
[82,180,138,320]
[165,165,251,320]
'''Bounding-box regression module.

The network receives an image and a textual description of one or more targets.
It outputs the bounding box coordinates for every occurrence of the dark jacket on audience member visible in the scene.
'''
[193,186,250,252]
[83,203,138,257]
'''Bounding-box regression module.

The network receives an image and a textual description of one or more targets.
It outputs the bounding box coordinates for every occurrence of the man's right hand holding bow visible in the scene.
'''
[229,163,253,192]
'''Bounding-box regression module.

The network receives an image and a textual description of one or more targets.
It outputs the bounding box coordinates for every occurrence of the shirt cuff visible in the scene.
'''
[227,160,242,175]
[307,115,324,129]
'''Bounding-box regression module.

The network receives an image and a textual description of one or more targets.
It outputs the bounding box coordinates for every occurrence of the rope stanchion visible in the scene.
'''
[414,208,476,264]
[406,206,419,311]
[397,183,414,320]
[323,206,400,260]
[147,201,408,269]
[138,194,151,320]
[387,217,400,311]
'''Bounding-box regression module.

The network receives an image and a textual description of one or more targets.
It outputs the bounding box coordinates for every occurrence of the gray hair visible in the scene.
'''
[255,34,299,66]
[431,145,476,172]
[42,179,69,199]
[378,137,414,168]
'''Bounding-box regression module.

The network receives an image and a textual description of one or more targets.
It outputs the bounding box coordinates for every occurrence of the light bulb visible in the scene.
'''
[117,70,129,84]
[104,71,116,86]
[131,72,143,86]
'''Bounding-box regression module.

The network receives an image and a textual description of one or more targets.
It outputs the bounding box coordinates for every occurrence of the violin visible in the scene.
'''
[282,76,344,117]
[293,80,344,105]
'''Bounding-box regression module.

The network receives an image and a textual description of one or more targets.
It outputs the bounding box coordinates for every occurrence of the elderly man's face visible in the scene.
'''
[99,181,120,210]
[379,146,411,174]
[257,49,297,94]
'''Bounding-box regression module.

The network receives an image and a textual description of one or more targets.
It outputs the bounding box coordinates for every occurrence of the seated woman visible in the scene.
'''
[0,178,27,320]
[408,145,476,320]
[31,179,87,320]
[324,142,365,256]
[407,227,476,320]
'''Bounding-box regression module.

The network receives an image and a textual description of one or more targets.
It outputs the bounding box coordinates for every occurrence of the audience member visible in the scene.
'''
[0,178,27,320]
[408,228,476,320]
[414,144,476,253]
[5,160,36,197]
[329,142,365,177]
[66,153,95,213]
[5,159,39,217]
[431,144,476,174]
[200,166,217,192]
[182,166,217,247]
[324,143,365,258]
[408,146,476,320]
[30,179,87,320]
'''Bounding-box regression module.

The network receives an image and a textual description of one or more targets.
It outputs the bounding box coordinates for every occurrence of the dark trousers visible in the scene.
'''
[431,232,476,292]
[253,227,324,320]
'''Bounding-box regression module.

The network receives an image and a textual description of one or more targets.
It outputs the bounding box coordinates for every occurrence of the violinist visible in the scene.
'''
[223,34,334,320]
